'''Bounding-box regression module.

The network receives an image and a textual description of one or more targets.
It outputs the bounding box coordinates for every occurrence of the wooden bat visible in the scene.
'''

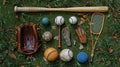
[58,26,61,48]
[14,6,108,12]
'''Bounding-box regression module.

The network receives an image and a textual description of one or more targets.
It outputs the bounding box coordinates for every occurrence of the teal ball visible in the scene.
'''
[42,17,50,26]
[77,52,88,63]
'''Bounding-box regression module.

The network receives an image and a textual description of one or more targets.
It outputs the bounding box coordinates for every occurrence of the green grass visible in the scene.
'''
[0,0,120,67]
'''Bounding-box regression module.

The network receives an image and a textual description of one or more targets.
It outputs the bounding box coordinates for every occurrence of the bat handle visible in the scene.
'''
[58,25,61,48]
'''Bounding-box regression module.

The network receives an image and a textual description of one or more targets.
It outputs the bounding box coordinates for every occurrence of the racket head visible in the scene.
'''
[90,13,104,34]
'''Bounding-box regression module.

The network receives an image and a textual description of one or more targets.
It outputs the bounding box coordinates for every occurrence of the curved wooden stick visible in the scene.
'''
[58,26,61,48]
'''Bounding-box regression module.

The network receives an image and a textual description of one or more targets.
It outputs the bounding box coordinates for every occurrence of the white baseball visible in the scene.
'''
[55,16,64,25]
[69,16,77,24]
[60,49,73,62]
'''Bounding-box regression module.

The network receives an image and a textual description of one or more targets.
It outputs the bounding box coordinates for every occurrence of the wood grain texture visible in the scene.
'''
[14,6,108,12]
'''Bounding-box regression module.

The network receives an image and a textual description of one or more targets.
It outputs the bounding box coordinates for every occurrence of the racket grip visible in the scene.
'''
[90,48,94,63]
[90,57,93,63]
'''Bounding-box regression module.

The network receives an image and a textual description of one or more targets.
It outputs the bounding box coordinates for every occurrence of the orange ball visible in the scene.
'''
[44,47,58,61]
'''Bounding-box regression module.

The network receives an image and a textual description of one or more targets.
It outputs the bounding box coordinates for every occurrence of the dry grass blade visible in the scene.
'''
[9,53,17,60]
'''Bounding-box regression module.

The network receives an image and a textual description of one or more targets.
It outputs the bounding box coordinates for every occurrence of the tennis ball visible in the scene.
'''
[44,47,58,62]
[77,52,88,63]
[55,16,64,25]
[42,31,52,41]
[69,16,77,24]
[42,17,50,26]
[60,49,73,62]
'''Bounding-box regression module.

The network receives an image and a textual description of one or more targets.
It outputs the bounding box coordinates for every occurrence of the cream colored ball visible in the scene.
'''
[60,49,73,62]
[69,16,77,24]
[55,16,64,25]
[42,31,52,41]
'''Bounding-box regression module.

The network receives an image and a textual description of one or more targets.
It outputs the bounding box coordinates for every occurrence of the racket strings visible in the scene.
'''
[92,14,104,34]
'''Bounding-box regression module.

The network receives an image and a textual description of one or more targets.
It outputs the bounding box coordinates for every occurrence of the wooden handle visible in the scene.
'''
[14,6,108,12]
[90,49,94,63]
[90,57,94,63]
[58,26,61,48]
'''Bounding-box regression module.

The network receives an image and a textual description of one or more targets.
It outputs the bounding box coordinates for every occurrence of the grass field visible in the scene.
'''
[0,0,120,67]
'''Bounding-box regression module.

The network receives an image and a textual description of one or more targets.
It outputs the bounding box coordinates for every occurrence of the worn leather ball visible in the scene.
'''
[42,31,52,41]
[44,47,58,61]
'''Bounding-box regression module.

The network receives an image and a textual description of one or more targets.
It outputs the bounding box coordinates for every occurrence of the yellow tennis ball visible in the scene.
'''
[44,47,58,61]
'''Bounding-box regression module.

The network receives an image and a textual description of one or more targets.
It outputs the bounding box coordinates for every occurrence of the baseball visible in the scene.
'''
[55,16,64,25]
[60,49,73,62]
[42,31,52,42]
[69,16,77,24]
[44,47,58,61]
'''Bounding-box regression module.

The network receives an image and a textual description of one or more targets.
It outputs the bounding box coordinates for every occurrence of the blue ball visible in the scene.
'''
[77,52,88,63]
[42,17,50,25]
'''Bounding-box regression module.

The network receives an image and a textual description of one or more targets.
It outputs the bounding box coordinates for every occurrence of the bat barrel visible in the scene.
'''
[14,6,108,12]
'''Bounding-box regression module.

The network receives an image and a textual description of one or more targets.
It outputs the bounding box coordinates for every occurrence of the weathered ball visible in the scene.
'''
[60,49,73,62]
[69,16,77,24]
[42,17,50,26]
[42,31,52,41]
[77,52,88,63]
[44,47,58,61]
[55,16,64,25]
